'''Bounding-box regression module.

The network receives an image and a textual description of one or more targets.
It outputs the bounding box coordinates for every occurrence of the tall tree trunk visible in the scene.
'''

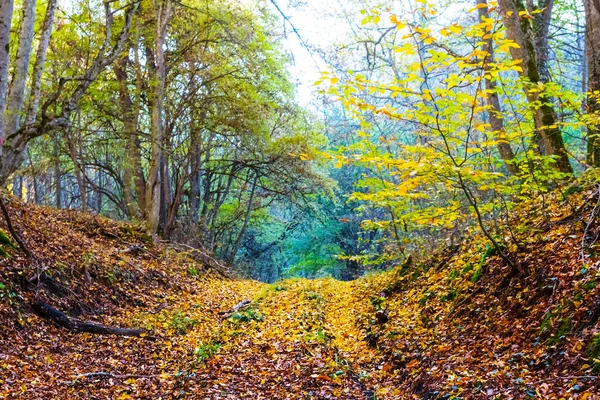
[25,0,57,128]
[145,0,172,235]
[585,0,600,166]
[114,55,144,218]
[66,124,87,210]
[0,0,14,151]
[189,128,202,220]
[227,173,258,268]
[477,0,519,175]
[5,0,36,137]
[96,168,104,213]
[497,0,572,173]
[2,0,53,178]
[53,133,61,208]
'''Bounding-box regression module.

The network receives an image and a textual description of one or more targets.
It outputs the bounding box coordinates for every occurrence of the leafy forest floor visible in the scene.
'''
[2,182,600,398]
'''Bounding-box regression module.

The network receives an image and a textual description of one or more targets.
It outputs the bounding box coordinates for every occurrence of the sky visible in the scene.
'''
[266,0,354,106]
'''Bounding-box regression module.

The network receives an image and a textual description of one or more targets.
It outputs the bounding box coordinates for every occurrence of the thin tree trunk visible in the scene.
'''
[5,0,36,137]
[0,0,14,151]
[227,174,258,268]
[497,0,572,173]
[145,0,172,235]
[53,133,61,208]
[189,128,202,220]
[477,0,518,175]
[585,0,600,166]
[114,56,143,218]
[132,26,146,215]
[25,0,57,128]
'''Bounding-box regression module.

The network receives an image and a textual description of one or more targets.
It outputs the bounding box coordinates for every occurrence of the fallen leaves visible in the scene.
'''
[2,188,600,398]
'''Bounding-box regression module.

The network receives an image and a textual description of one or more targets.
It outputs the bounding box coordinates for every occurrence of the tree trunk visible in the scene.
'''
[189,128,202,220]
[5,0,36,138]
[25,0,57,128]
[227,173,258,268]
[497,0,572,174]
[145,0,172,235]
[33,300,144,337]
[585,0,600,166]
[114,55,144,218]
[53,133,61,208]
[0,0,14,152]
[477,0,519,175]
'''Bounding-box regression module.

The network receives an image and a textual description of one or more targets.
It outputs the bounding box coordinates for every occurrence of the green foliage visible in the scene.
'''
[194,341,221,363]
[439,289,458,303]
[471,246,495,283]
[303,328,329,344]
[169,312,199,335]
[187,266,199,278]
[0,229,17,258]
[230,309,264,323]
[588,334,600,372]
[315,0,584,274]
[418,291,436,306]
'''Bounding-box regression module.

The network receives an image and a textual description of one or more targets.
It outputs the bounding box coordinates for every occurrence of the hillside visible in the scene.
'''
[1,180,600,399]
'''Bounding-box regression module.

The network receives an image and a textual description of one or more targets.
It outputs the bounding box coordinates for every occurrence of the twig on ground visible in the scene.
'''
[64,371,167,386]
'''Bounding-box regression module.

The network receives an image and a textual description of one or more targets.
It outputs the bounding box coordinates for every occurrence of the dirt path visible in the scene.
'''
[2,277,399,399]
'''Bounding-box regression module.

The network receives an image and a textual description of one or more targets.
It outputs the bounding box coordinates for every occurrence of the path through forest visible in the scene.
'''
[3,193,600,399]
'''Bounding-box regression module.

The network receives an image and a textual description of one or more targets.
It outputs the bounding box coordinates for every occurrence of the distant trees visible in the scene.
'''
[316,0,596,270]
[0,0,330,277]
[2,0,599,280]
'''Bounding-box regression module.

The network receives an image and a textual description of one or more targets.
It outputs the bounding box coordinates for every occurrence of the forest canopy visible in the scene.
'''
[0,0,597,281]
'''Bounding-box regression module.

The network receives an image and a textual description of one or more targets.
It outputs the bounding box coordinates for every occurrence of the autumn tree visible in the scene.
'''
[497,0,572,173]
[585,0,600,166]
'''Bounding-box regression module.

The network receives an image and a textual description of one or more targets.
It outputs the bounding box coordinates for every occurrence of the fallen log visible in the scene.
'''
[32,300,145,337]
[219,299,251,318]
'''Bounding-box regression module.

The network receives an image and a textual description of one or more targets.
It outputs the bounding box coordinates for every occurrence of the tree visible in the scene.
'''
[0,1,138,184]
[585,0,600,166]
[497,0,573,173]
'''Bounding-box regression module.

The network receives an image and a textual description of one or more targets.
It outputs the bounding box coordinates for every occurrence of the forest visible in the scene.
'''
[1,0,600,398]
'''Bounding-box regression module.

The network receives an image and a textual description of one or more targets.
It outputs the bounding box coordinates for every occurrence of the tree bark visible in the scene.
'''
[114,55,144,218]
[477,0,519,175]
[189,128,202,220]
[585,0,600,166]
[25,0,57,128]
[53,133,61,208]
[227,173,258,268]
[145,0,173,235]
[5,0,36,138]
[497,0,572,173]
[32,300,144,337]
[0,0,14,151]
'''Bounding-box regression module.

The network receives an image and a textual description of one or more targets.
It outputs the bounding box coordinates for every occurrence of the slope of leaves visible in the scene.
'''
[2,179,600,398]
